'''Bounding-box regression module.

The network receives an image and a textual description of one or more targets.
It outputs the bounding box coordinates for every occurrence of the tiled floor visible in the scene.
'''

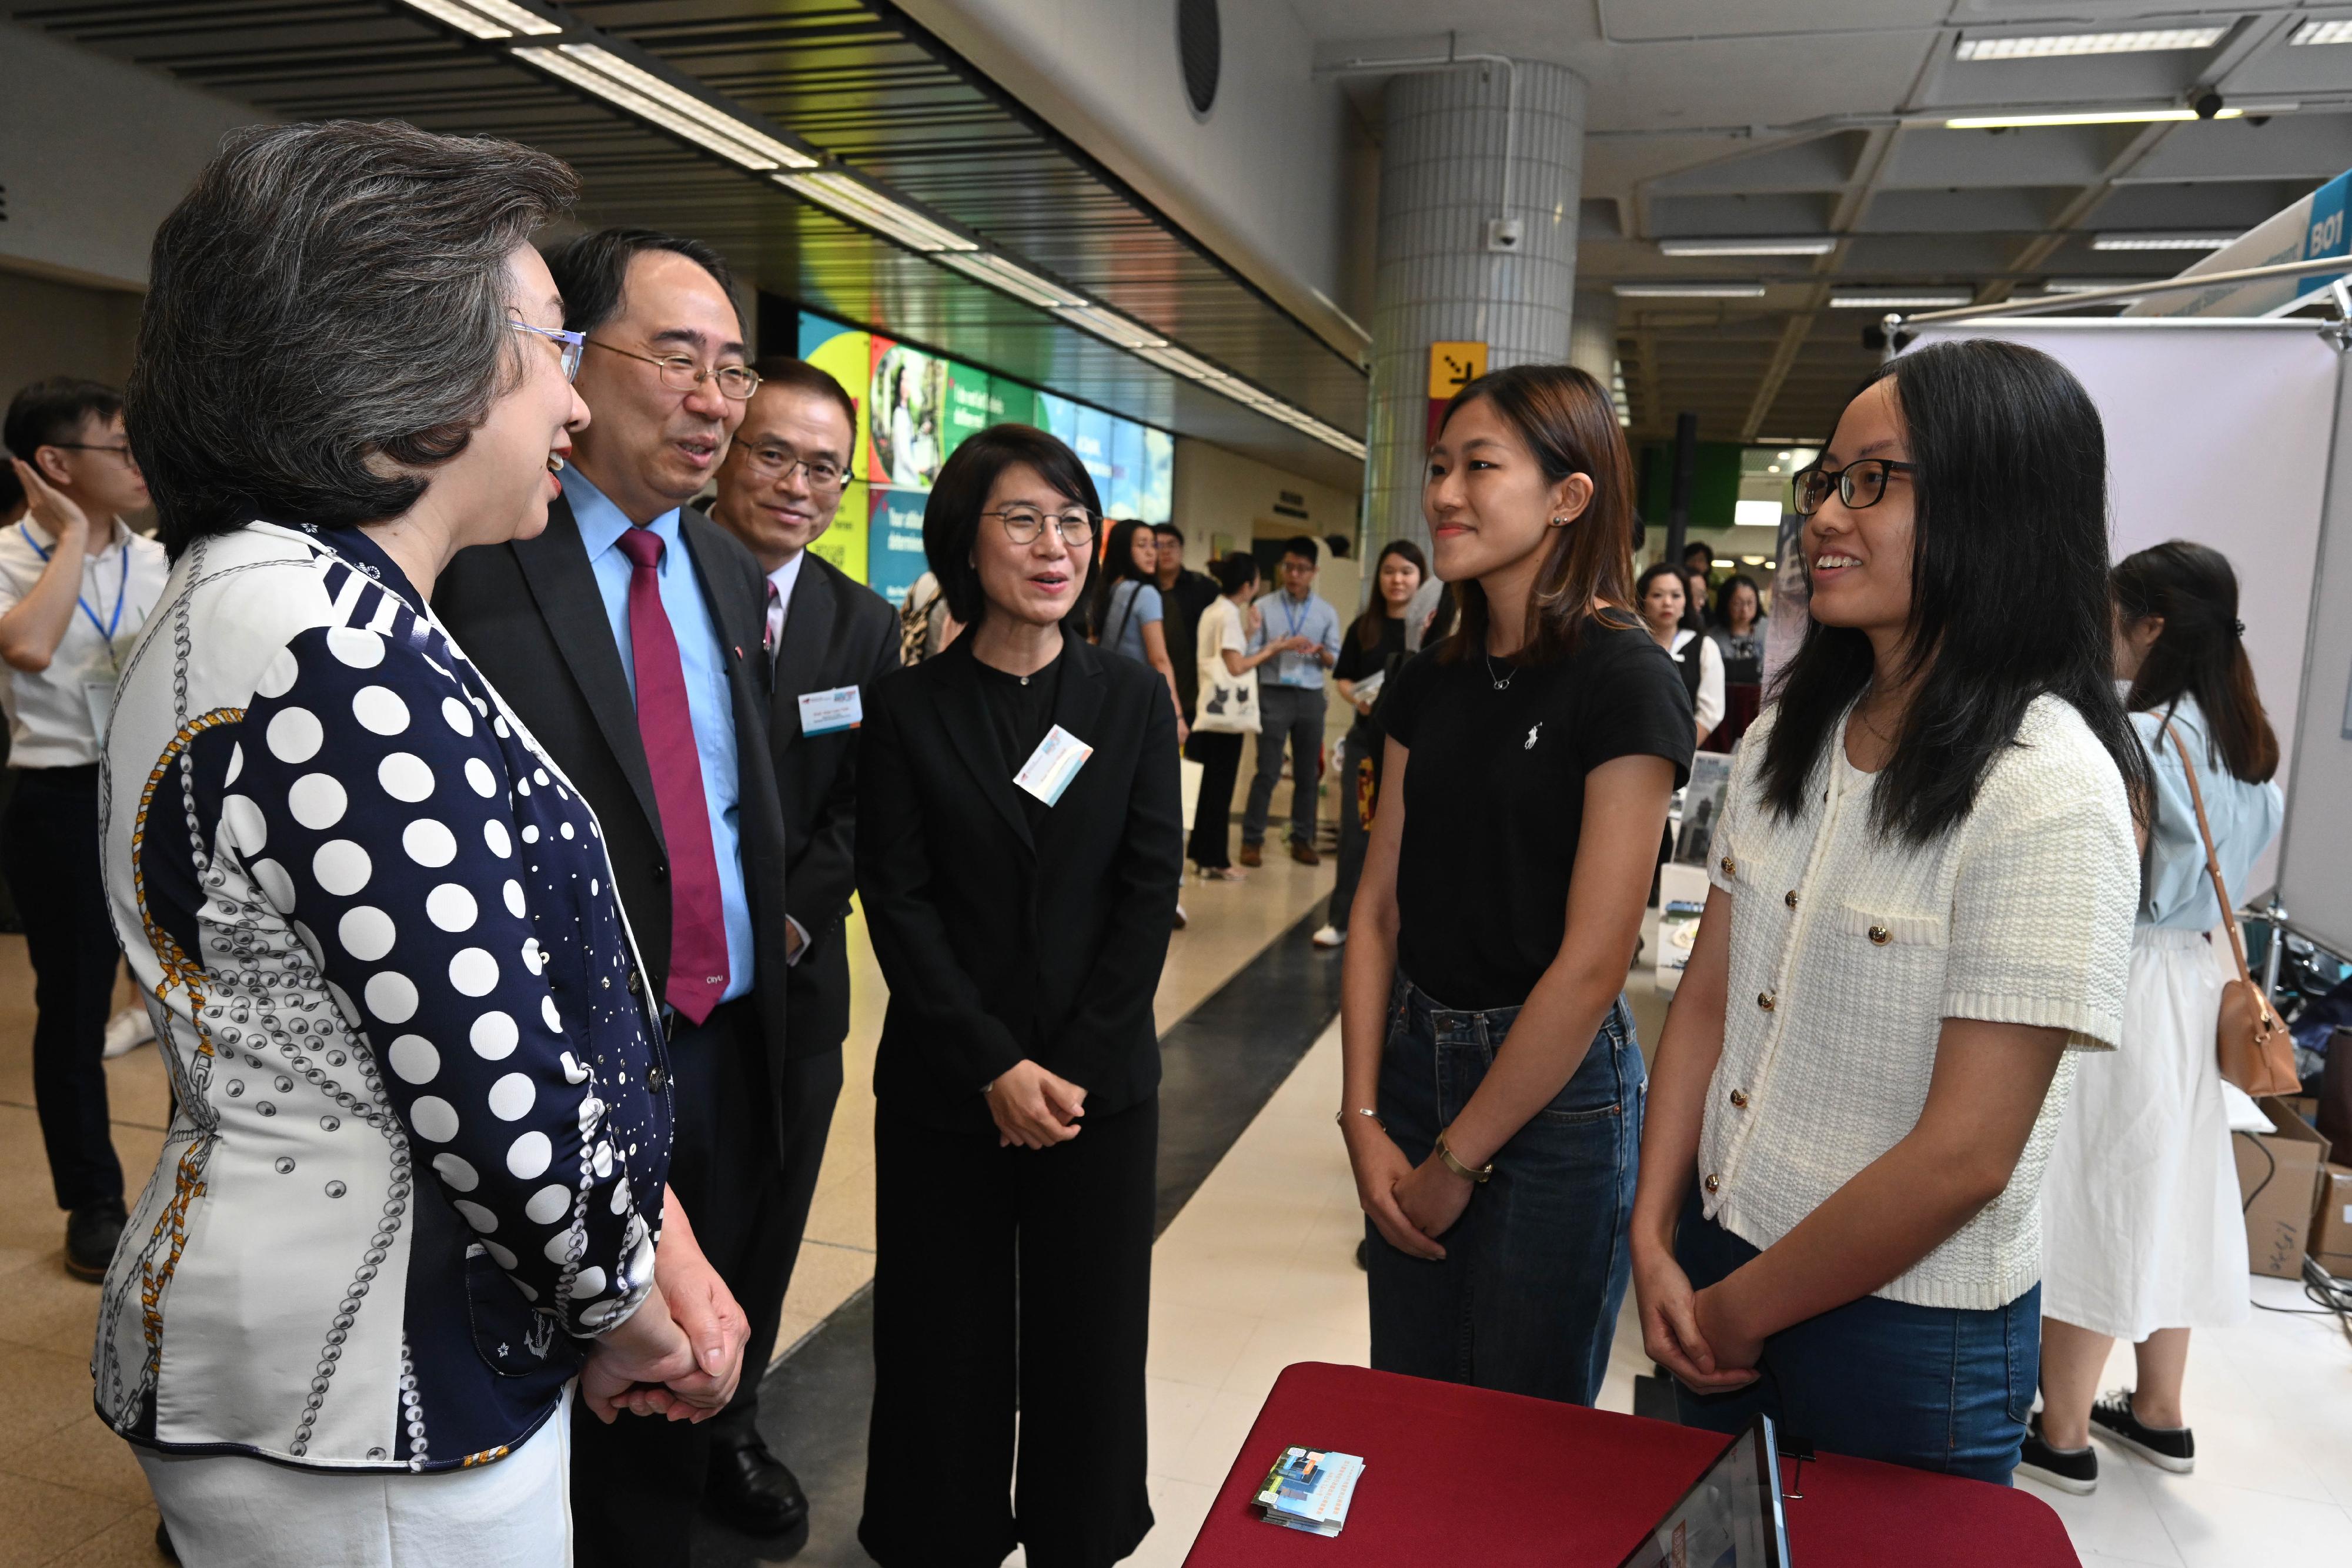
[8,887,2352,1566]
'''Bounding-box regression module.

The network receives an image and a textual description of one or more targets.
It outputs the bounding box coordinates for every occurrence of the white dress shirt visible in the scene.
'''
[764,549,807,654]
[0,517,169,767]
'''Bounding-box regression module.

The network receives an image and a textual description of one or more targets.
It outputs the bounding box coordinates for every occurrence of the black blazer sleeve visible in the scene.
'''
[854,680,1030,1091]
[786,587,901,942]
[1047,688,1181,1061]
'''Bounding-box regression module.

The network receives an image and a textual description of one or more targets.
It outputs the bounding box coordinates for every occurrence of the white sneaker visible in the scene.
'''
[1311,924,1347,949]
[1174,904,1189,931]
[102,1006,155,1059]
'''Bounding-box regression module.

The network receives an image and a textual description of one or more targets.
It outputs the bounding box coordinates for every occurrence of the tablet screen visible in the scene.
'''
[1615,1415,1790,1568]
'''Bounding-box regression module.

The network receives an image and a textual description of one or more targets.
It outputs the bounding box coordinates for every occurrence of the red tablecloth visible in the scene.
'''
[1184,1363,2079,1567]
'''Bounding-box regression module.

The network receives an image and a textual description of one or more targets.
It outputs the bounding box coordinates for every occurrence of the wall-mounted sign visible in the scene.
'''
[1427,340,1488,444]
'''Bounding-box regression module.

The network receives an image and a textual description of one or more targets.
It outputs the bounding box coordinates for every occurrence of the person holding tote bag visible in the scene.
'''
[2024,541,2285,1495]
[1186,553,1287,880]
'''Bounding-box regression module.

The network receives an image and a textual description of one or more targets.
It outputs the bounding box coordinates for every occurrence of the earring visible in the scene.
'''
[1548,515,1567,526]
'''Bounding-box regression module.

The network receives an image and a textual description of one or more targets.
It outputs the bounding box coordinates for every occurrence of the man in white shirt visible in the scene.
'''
[1,379,170,1281]
[702,356,901,1540]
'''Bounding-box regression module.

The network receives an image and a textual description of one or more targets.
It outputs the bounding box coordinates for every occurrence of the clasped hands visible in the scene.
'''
[1340,1121,1476,1263]
[1632,1238,1764,1393]
[987,1059,1086,1149]
[580,1198,750,1425]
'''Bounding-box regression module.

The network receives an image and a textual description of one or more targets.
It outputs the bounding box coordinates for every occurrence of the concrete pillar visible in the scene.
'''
[1568,289,1618,388]
[1362,58,1586,557]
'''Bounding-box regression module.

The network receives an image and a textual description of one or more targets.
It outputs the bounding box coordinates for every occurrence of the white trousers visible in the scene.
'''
[138,1388,573,1568]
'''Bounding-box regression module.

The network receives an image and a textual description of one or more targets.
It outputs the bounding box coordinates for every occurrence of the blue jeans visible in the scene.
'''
[1672,1193,2039,1485]
[1366,973,1644,1405]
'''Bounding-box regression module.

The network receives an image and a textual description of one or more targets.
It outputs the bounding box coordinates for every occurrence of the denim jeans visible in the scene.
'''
[1672,1192,2039,1485]
[1366,972,1644,1405]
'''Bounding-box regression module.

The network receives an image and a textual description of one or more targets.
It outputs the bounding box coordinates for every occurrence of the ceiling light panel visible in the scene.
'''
[1658,237,1837,257]
[1943,107,2236,128]
[933,252,1086,310]
[2040,278,2152,293]
[2289,21,2352,45]
[1613,282,1768,298]
[1953,28,2227,61]
[776,172,974,252]
[513,45,817,171]
[1829,290,1975,308]
[2092,232,2237,251]
[397,0,559,38]
[1052,303,1168,349]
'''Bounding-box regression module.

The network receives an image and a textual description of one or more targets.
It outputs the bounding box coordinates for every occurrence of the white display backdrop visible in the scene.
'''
[1902,319,2344,897]
[2277,358,2352,957]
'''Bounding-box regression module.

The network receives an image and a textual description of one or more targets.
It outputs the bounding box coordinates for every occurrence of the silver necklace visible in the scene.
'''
[1482,651,1515,691]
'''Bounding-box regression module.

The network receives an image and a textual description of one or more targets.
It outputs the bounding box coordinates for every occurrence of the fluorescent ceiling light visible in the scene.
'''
[1612,282,1768,298]
[934,252,1086,310]
[397,0,560,38]
[2289,20,2352,45]
[1829,290,1975,308]
[513,45,817,171]
[2040,278,2153,294]
[776,172,974,253]
[1954,28,2226,61]
[1945,106,2241,128]
[1134,344,1234,386]
[1658,236,1836,258]
[1052,303,1167,350]
[2092,232,2237,251]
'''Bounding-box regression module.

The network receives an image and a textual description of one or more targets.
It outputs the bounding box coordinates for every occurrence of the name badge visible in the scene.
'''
[82,677,118,743]
[1013,724,1093,807]
[796,684,862,736]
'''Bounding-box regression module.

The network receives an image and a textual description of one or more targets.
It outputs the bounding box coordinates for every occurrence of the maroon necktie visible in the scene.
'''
[614,526,730,1024]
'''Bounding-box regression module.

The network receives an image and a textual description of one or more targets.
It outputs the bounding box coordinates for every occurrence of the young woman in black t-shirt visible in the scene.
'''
[1316,539,1426,950]
[1338,365,1693,1405]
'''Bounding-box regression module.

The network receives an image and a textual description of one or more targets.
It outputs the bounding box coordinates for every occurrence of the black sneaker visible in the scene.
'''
[2089,1389,2194,1473]
[64,1199,126,1282]
[2017,1412,2098,1495]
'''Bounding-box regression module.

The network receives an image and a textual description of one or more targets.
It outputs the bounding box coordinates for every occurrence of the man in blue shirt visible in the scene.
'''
[1241,534,1343,866]
[435,229,803,1564]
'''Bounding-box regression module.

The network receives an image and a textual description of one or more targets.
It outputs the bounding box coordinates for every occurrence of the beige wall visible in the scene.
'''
[1169,436,1361,574]
[0,269,143,407]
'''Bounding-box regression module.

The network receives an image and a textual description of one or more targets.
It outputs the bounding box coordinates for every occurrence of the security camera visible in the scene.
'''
[2193,91,2226,120]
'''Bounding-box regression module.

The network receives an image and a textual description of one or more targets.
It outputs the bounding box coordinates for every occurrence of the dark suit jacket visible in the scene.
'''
[433,495,795,1105]
[856,633,1182,1133]
[766,550,901,1055]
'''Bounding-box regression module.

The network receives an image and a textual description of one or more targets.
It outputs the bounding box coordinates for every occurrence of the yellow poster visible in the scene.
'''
[1426,342,1487,400]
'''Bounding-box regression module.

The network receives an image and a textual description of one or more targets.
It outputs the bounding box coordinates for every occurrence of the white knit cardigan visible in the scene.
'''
[1697,696,2138,1310]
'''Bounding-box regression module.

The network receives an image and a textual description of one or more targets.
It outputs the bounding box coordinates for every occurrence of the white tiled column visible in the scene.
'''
[1363,58,1587,557]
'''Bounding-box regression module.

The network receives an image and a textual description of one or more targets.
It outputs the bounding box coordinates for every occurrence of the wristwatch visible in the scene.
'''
[1434,1128,1494,1185]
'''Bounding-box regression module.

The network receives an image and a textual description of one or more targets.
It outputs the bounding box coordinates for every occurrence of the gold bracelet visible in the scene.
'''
[1434,1128,1493,1185]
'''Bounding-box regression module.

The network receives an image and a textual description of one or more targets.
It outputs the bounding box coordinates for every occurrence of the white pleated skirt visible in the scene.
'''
[137,1386,572,1568]
[2041,926,2250,1340]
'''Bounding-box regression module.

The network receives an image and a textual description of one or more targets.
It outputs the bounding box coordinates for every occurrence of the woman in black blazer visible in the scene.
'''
[855,424,1183,1567]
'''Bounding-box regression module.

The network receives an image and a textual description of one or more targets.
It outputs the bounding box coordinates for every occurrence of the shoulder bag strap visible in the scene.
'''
[2164,718,2257,988]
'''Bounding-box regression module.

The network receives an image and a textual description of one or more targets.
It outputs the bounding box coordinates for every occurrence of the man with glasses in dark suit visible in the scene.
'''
[434,229,799,1566]
[699,357,898,1539]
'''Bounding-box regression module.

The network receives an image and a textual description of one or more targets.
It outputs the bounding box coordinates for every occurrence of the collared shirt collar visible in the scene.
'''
[16,514,132,560]
[566,467,683,565]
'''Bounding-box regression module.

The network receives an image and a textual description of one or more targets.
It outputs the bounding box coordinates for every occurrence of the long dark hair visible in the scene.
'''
[1089,517,1155,636]
[1714,572,1764,630]
[1349,539,1429,649]
[1433,364,1638,666]
[2115,540,2278,784]
[1758,339,2149,844]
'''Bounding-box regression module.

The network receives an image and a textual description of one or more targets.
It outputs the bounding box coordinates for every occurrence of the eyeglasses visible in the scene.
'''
[984,506,1097,547]
[743,446,847,494]
[44,442,138,466]
[510,320,585,381]
[1792,458,1917,517]
[587,339,761,401]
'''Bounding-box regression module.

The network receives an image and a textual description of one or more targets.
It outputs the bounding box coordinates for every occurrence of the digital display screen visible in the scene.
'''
[796,311,1174,587]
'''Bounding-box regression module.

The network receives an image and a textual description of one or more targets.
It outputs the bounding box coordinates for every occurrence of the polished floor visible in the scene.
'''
[4,875,2351,1566]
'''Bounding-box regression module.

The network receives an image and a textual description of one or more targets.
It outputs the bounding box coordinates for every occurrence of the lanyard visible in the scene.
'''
[1281,592,1309,643]
[19,522,130,651]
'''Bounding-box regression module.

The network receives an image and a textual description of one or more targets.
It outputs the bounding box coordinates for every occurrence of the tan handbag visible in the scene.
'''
[2164,720,2298,1097]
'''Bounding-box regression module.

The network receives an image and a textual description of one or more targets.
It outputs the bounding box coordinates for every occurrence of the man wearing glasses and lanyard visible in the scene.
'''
[0,379,169,1282]
[1240,534,1344,867]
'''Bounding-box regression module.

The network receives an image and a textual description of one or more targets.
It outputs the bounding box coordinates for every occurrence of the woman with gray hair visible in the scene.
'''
[99,121,744,1565]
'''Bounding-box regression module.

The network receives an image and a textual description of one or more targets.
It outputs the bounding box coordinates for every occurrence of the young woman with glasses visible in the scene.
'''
[1339,365,1691,1405]
[1630,339,2146,1483]
[854,424,1182,1567]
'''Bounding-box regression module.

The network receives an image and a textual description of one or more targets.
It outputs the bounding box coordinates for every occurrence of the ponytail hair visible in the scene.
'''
[2114,540,2278,784]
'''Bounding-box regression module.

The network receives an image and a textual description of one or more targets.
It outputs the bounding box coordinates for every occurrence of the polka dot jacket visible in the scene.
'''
[93,522,673,1473]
